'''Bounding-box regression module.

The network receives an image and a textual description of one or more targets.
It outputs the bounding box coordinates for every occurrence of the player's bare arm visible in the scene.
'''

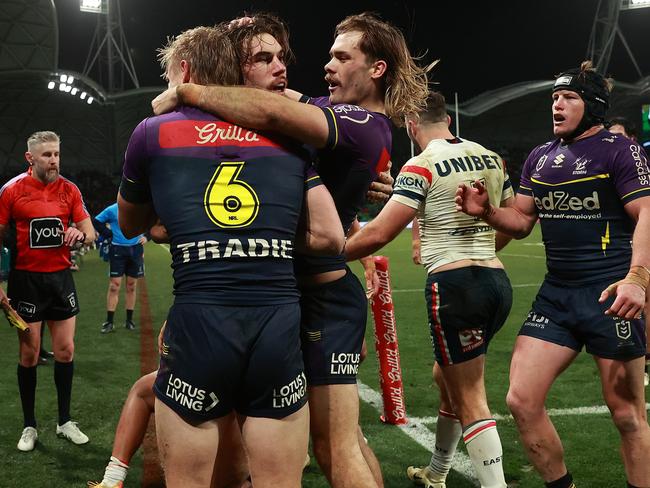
[600,196,650,319]
[348,219,379,298]
[495,195,516,252]
[344,200,416,262]
[68,217,95,247]
[117,194,157,240]
[455,180,537,239]
[296,185,345,255]
[153,84,331,149]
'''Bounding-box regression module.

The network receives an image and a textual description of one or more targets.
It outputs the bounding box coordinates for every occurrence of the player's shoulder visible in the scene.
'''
[58,175,83,194]
[0,172,30,197]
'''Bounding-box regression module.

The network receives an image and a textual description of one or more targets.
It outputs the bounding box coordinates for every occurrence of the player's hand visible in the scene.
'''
[367,162,394,203]
[149,220,170,243]
[227,16,254,30]
[455,180,492,218]
[364,267,380,299]
[64,227,86,248]
[0,291,29,332]
[599,282,646,320]
[158,320,167,355]
[152,87,180,115]
[412,239,421,265]
[138,235,147,245]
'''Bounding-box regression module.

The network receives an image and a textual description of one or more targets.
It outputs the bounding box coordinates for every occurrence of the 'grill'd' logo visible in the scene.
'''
[29,217,64,248]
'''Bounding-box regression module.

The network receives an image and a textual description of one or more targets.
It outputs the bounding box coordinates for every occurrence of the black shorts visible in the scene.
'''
[7,268,79,322]
[109,244,144,278]
[426,267,512,366]
[519,278,646,359]
[300,268,367,385]
[154,302,306,421]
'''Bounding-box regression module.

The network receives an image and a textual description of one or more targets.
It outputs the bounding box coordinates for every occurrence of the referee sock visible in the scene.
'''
[17,364,37,428]
[106,311,115,323]
[463,419,507,488]
[126,309,134,322]
[545,471,574,488]
[428,410,462,479]
[54,360,74,425]
[102,456,129,487]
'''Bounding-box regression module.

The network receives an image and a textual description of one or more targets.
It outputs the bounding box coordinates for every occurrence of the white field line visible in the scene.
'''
[500,253,545,259]
[357,381,478,485]
[407,403,650,425]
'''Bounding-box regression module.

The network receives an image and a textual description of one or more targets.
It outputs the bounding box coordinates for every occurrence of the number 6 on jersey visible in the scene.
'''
[204,161,259,228]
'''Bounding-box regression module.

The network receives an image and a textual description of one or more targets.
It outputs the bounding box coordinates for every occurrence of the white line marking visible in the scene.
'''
[500,253,545,259]
[357,381,478,485]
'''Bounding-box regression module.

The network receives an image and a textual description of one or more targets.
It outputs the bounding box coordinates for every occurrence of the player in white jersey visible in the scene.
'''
[345,92,514,488]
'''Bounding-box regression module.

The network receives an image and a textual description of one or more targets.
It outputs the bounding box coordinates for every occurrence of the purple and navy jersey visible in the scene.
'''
[295,95,393,275]
[120,106,321,305]
[519,129,650,286]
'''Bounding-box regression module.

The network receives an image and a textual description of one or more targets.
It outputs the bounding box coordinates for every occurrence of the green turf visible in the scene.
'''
[0,231,644,487]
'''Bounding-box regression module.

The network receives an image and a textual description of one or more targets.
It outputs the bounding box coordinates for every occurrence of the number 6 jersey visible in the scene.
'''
[120,106,320,306]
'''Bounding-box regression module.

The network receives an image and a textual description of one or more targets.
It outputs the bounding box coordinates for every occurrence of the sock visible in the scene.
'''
[463,419,507,488]
[54,360,74,425]
[126,309,134,322]
[428,410,462,480]
[106,311,115,323]
[17,364,37,428]
[103,456,129,486]
[545,471,574,488]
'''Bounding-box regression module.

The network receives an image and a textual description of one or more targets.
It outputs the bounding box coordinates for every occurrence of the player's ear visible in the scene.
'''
[370,59,387,80]
[25,152,33,165]
[180,60,191,83]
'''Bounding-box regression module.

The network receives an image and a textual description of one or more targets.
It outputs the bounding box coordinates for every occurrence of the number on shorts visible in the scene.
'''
[204,161,259,228]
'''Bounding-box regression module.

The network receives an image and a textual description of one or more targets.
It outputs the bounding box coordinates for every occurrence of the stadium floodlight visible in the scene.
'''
[71,87,78,95]
[59,83,66,91]
[59,74,66,83]
[621,0,650,9]
[79,0,106,14]
[65,85,72,93]
[87,97,94,104]
[47,81,55,90]
[66,75,75,84]
[80,91,87,99]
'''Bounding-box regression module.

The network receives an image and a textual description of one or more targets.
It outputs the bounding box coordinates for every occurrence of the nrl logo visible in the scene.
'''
[535,155,547,172]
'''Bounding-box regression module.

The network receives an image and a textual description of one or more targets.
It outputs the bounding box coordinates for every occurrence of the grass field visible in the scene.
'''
[0,226,644,487]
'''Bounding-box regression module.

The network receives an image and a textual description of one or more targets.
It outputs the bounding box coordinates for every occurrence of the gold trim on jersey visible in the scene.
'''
[621,187,650,200]
[324,107,339,148]
[530,173,610,187]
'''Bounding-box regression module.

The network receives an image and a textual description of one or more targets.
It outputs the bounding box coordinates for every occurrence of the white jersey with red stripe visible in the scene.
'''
[391,137,513,274]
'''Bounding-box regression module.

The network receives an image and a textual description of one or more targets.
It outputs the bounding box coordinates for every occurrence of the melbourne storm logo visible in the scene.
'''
[29,217,64,248]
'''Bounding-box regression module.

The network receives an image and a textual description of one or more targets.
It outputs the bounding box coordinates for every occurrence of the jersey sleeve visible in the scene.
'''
[120,119,152,204]
[95,204,115,224]
[517,147,541,197]
[70,183,91,223]
[305,164,323,191]
[391,157,432,210]
[499,157,515,203]
[0,184,14,226]
[610,142,650,205]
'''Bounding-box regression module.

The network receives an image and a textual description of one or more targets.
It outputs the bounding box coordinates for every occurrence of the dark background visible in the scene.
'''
[53,0,650,102]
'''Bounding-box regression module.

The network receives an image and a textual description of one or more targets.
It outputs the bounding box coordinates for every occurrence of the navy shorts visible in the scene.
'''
[109,244,144,278]
[300,268,367,385]
[426,267,512,366]
[154,302,306,421]
[519,278,646,359]
[7,268,79,322]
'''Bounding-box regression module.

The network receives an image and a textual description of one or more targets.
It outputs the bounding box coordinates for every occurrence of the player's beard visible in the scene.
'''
[34,165,59,184]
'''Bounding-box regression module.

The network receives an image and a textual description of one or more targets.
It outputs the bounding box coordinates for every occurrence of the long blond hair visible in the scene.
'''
[335,13,432,126]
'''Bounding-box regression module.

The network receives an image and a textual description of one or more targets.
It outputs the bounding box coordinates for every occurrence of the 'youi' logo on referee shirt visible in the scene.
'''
[29,217,64,248]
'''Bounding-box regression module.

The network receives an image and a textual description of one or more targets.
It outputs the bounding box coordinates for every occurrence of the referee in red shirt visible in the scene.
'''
[0,131,95,451]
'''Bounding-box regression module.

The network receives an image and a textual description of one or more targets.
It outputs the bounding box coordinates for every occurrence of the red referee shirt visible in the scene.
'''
[0,172,90,272]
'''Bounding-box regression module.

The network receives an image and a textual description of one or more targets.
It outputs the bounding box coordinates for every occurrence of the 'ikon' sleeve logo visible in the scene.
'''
[29,217,64,248]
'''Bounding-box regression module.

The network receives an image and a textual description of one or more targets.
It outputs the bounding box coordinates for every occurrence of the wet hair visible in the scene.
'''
[334,12,431,126]
[217,12,294,73]
[27,131,60,152]
[157,26,242,85]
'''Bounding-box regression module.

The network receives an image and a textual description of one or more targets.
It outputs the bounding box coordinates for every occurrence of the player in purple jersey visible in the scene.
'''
[117,26,343,488]
[456,61,650,488]
[151,13,430,487]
